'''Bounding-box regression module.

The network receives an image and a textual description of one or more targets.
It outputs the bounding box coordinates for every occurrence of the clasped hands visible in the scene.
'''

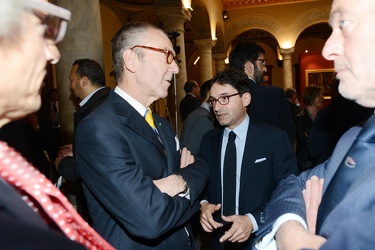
[200,202,253,243]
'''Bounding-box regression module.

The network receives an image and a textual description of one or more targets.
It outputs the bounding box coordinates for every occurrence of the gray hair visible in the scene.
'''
[0,0,29,47]
[111,22,165,83]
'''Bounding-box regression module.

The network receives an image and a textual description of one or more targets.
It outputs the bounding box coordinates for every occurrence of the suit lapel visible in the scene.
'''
[213,129,224,201]
[239,121,259,193]
[109,92,167,165]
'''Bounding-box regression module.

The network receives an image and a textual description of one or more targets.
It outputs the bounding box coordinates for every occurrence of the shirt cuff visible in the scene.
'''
[254,214,307,250]
[246,213,259,232]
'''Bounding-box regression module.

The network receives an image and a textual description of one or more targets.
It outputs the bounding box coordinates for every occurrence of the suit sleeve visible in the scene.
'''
[255,126,361,241]
[58,156,79,182]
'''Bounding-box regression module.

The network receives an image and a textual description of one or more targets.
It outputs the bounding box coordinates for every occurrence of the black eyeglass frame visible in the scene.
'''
[207,92,242,108]
[256,58,267,66]
[131,45,178,64]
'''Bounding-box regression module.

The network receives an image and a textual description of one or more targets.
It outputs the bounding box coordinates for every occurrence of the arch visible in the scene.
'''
[224,14,286,51]
[286,6,331,47]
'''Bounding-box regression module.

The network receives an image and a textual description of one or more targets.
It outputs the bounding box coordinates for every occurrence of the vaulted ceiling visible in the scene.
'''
[114,0,319,9]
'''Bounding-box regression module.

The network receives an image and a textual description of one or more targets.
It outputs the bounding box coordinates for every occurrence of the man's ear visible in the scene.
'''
[244,61,254,78]
[80,76,89,87]
[242,92,251,107]
[123,49,136,73]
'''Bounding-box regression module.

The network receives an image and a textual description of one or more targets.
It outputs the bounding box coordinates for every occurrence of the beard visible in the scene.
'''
[253,66,264,84]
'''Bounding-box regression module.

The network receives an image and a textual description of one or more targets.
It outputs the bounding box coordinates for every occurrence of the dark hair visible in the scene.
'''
[184,80,198,93]
[302,84,324,106]
[72,59,106,87]
[229,42,265,71]
[211,69,250,94]
[200,79,211,100]
[111,22,165,83]
[285,87,297,99]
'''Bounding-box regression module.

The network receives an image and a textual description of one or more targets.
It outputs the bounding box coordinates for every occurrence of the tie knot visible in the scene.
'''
[228,131,236,142]
[145,109,156,129]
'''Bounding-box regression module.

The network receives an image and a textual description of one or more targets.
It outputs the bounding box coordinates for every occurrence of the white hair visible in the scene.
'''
[0,0,28,47]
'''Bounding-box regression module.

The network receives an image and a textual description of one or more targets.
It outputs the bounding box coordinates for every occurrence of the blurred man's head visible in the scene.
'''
[70,59,106,100]
[0,0,70,126]
[322,0,375,107]
[229,42,267,84]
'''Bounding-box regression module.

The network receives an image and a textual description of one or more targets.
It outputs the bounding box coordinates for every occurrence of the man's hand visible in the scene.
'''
[303,175,324,234]
[219,215,253,243]
[153,174,186,197]
[200,202,223,232]
[180,147,194,168]
[276,220,326,250]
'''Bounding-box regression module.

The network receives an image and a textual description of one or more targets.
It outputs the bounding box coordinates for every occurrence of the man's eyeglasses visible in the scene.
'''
[25,0,71,44]
[256,59,267,66]
[131,45,178,64]
[207,93,241,108]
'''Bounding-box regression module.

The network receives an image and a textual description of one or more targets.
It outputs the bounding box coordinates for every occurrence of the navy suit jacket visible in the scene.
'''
[179,94,201,121]
[75,91,209,249]
[199,120,298,249]
[180,105,216,156]
[256,124,375,249]
[247,81,295,144]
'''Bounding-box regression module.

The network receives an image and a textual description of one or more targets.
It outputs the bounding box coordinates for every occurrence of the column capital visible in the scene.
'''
[212,53,227,62]
[280,47,295,60]
[194,39,216,52]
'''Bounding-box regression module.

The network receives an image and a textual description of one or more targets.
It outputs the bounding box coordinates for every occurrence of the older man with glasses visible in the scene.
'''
[0,0,113,249]
[74,22,209,250]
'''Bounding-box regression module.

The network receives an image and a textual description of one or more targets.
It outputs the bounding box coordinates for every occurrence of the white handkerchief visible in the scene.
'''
[255,157,266,163]
[175,135,180,151]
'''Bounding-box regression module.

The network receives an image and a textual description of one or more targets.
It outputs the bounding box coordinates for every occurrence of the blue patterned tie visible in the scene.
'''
[317,115,375,233]
[223,131,237,217]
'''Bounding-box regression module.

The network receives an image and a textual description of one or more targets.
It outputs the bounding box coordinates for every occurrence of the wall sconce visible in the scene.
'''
[276,59,283,68]
[223,11,229,20]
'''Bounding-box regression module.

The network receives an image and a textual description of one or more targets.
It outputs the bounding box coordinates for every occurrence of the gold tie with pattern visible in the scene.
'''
[0,142,114,250]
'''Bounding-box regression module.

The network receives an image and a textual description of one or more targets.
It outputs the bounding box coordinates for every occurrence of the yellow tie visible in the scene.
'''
[145,109,156,129]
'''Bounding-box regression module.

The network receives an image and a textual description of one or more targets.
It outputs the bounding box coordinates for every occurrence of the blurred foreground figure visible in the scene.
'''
[0,0,113,249]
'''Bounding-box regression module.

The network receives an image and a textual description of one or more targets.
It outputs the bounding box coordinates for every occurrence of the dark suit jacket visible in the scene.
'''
[0,178,85,249]
[58,86,111,181]
[179,104,216,156]
[199,120,298,249]
[179,94,201,121]
[247,80,295,144]
[58,86,110,224]
[256,124,375,249]
[75,91,209,250]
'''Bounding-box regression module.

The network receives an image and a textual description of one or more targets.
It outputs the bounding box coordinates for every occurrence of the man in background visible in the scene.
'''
[180,80,202,121]
[229,42,295,144]
[180,79,216,156]
[56,58,111,224]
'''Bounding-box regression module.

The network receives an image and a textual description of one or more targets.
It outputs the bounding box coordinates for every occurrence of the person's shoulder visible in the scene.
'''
[251,119,288,136]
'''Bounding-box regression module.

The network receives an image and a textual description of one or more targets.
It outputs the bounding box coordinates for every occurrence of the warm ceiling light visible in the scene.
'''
[223,11,229,20]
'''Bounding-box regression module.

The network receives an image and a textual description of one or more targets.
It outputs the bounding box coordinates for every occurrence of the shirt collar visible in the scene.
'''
[114,86,147,117]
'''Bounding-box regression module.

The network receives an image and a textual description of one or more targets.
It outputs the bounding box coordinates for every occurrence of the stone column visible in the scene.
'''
[280,48,295,90]
[194,39,216,83]
[55,0,104,145]
[156,7,191,132]
[213,53,227,75]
